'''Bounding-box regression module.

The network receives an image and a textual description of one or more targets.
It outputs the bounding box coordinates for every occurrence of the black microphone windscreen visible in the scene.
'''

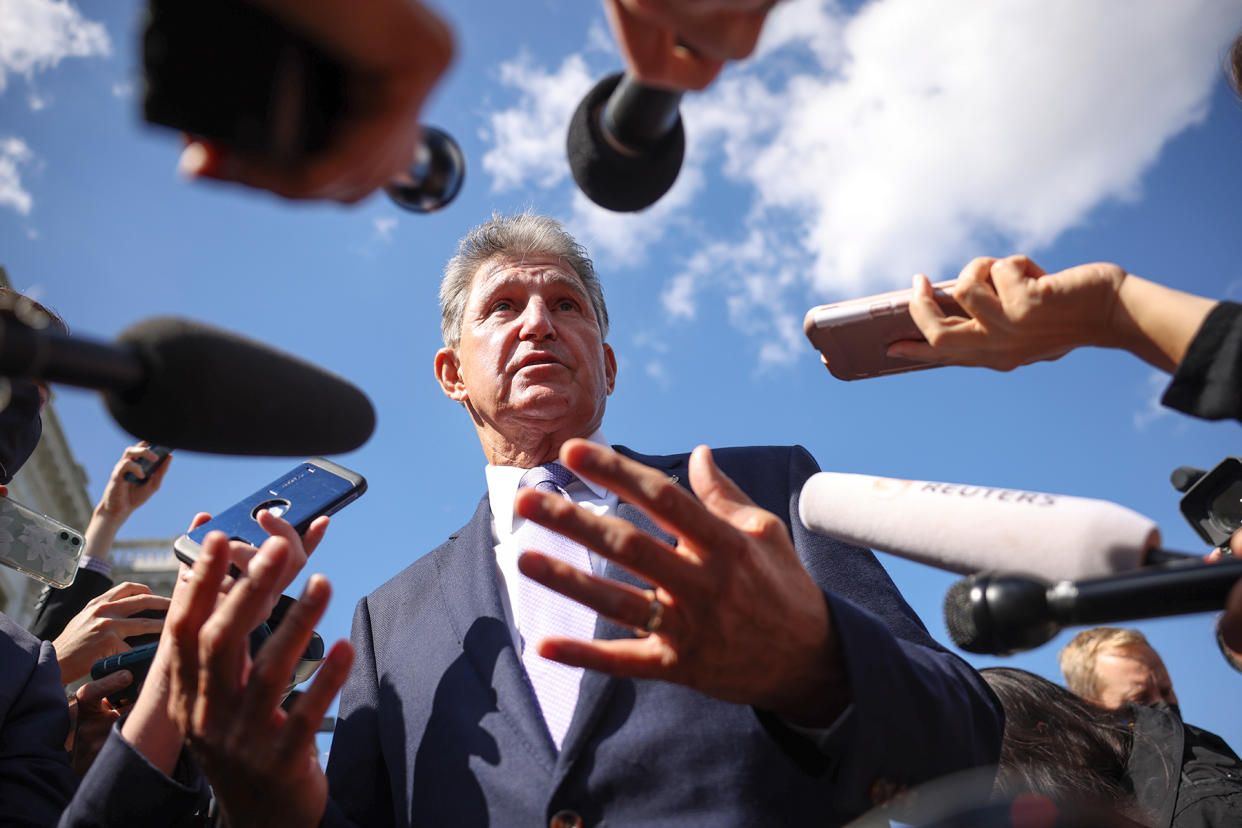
[944,578,985,654]
[107,317,375,456]
[567,72,685,212]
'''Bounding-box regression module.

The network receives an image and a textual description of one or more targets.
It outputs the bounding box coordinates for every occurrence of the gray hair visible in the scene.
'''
[439,213,609,347]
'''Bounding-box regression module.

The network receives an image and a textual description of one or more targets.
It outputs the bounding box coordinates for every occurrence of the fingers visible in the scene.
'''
[952,256,1003,323]
[684,445,772,540]
[517,551,670,634]
[534,635,671,681]
[277,639,352,763]
[514,486,702,597]
[557,438,745,564]
[168,533,233,701]
[242,574,331,749]
[76,671,132,709]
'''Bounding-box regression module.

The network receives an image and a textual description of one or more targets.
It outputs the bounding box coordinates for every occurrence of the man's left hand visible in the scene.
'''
[515,439,848,726]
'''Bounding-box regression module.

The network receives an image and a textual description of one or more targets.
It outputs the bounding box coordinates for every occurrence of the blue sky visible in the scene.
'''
[3,0,1242,761]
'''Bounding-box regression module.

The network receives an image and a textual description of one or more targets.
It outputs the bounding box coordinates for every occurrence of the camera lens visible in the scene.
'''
[1209,480,1242,536]
[59,531,68,540]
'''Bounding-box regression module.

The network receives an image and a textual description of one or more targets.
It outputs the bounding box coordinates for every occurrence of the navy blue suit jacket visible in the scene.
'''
[0,611,76,827]
[323,445,1002,826]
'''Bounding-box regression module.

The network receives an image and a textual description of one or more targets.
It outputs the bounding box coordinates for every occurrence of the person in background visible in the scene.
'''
[983,666,1242,827]
[28,442,173,683]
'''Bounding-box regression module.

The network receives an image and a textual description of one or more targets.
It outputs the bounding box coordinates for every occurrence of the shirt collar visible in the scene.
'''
[485,429,612,535]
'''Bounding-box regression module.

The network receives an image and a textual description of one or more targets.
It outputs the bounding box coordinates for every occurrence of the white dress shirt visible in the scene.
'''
[485,429,618,652]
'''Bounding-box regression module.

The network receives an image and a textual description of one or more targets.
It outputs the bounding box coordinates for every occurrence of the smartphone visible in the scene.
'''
[142,0,346,162]
[90,621,304,708]
[0,497,85,588]
[803,279,966,381]
[173,457,366,566]
[123,445,172,486]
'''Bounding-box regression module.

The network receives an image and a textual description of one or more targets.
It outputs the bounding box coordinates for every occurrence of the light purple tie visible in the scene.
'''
[513,463,596,749]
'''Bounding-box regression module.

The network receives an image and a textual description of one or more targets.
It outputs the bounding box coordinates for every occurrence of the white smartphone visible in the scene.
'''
[0,497,85,588]
[803,279,965,381]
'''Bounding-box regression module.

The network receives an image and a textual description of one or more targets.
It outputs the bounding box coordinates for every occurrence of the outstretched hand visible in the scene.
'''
[165,531,352,828]
[515,439,846,725]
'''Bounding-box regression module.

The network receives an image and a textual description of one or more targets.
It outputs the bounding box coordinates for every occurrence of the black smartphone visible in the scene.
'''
[172,457,366,566]
[91,623,281,708]
[123,445,172,486]
[142,0,346,162]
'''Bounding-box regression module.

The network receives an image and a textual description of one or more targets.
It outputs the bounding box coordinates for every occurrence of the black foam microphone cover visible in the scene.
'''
[108,317,375,456]
[567,72,685,212]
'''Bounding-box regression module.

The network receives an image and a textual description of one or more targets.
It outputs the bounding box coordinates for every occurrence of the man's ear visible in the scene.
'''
[434,347,468,402]
[603,343,617,395]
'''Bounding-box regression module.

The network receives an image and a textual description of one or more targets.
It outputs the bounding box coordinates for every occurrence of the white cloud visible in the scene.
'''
[478,0,1242,369]
[1133,370,1175,430]
[0,0,110,94]
[372,216,398,242]
[0,137,35,214]
[729,0,1238,297]
[111,81,132,98]
[481,52,595,191]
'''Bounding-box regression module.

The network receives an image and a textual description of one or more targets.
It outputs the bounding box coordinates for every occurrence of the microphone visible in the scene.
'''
[944,558,1242,655]
[799,472,1167,581]
[0,316,375,456]
[566,72,685,212]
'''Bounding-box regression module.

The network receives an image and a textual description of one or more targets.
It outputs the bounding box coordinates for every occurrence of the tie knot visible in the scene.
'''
[519,462,575,496]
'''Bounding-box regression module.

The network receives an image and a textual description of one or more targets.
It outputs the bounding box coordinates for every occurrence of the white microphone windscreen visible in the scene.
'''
[799,473,1159,580]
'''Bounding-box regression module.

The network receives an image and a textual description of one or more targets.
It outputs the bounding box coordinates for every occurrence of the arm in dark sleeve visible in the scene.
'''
[29,569,114,642]
[57,723,209,828]
[782,446,1003,814]
[1162,301,1242,422]
[0,614,77,826]
[321,596,393,828]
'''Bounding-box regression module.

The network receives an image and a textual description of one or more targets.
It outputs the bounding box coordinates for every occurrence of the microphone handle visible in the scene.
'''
[1047,558,1242,626]
[0,317,145,394]
[601,74,683,152]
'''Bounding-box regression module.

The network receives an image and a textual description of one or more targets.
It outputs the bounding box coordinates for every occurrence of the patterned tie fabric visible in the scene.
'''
[513,463,596,749]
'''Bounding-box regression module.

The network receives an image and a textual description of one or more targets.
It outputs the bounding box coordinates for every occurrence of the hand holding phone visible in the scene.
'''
[0,497,84,587]
[803,279,965,381]
[173,457,366,566]
[123,445,172,486]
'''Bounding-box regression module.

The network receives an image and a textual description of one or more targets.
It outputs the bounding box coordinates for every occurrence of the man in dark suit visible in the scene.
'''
[165,213,1003,827]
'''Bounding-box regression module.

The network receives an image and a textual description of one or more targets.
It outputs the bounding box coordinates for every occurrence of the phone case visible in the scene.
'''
[0,497,86,588]
[803,279,965,381]
[172,457,366,565]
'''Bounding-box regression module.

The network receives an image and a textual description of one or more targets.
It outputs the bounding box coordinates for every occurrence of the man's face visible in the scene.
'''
[436,255,616,454]
[1091,644,1178,710]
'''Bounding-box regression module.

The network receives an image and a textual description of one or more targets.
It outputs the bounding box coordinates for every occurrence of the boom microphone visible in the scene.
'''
[799,472,1166,580]
[944,558,1242,655]
[566,72,685,212]
[0,316,374,456]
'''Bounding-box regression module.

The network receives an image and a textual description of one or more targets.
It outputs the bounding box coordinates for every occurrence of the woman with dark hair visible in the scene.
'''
[982,667,1242,827]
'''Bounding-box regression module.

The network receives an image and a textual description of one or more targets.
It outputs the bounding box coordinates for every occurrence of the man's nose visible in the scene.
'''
[519,299,556,340]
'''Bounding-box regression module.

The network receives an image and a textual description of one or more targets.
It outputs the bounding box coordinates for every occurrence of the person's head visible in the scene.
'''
[434,213,616,466]
[0,287,66,483]
[1059,627,1177,711]
[982,667,1135,816]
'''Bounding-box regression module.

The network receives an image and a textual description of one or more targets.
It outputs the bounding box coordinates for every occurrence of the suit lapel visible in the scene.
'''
[435,496,559,771]
[556,448,688,769]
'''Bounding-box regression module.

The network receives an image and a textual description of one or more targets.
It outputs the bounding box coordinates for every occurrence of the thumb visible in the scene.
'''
[76,670,132,709]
